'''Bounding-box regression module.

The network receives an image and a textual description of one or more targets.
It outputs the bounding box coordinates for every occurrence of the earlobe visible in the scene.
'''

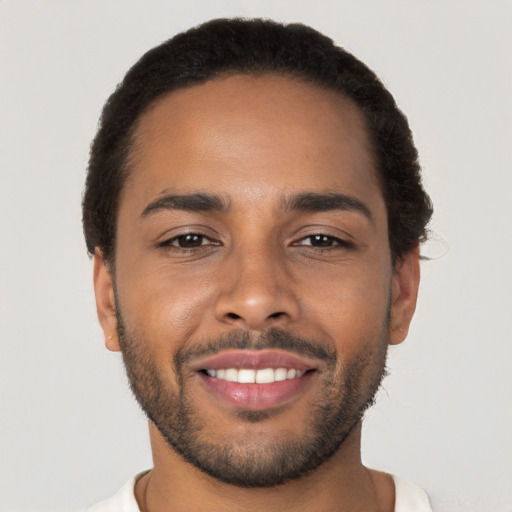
[93,249,121,351]
[389,245,421,345]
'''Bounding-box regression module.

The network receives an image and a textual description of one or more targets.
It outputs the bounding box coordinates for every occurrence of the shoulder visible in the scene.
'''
[84,474,142,512]
[392,475,432,512]
[82,471,431,512]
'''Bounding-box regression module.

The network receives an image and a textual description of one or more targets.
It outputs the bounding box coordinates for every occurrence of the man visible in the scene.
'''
[83,18,433,511]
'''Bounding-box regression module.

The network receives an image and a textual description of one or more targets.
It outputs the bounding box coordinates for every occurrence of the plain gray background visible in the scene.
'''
[1,1,511,511]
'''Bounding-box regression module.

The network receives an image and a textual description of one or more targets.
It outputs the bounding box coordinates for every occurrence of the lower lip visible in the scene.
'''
[198,372,314,411]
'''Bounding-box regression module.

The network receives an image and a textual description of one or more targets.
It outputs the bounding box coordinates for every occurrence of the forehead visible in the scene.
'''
[123,73,381,213]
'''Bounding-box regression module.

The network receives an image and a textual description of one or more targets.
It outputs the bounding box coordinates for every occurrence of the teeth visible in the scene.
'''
[205,367,305,383]
[238,369,256,383]
[225,368,238,382]
[255,368,274,384]
[274,368,288,381]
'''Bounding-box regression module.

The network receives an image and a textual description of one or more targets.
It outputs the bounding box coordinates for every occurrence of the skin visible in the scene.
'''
[94,74,420,512]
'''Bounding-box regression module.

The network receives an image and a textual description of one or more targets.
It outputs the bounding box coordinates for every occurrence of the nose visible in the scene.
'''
[214,245,300,331]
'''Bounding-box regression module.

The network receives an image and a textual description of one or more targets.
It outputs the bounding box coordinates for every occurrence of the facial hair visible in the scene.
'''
[116,311,389,488]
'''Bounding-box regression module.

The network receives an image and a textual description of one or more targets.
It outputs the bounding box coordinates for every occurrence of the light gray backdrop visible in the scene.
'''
[1,1,511,511]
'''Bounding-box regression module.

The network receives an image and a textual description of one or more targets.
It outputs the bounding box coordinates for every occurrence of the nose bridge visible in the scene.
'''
[215,236,299,329]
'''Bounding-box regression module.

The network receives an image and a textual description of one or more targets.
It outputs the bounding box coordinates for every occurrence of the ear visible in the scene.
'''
[93,249,121,351]
[389,245,420,345]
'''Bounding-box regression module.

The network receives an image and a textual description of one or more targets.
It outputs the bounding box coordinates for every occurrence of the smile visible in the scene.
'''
[191,349,318,411]
[204,368,305,383]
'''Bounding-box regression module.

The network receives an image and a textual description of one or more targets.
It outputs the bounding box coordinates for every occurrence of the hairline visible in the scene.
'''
[107,70,386,269]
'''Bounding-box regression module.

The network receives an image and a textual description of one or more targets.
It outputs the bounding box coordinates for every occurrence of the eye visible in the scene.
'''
[295,234,350,248]
[161,233,218,249]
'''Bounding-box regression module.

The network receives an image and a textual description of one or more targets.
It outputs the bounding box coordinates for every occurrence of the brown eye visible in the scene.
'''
[160,233,214,250]
[308,235,336,247]
[292,234,352,250]
[173,234,206,248]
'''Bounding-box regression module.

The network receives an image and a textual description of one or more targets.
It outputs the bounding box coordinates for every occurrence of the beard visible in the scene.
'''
[116,309,389,488]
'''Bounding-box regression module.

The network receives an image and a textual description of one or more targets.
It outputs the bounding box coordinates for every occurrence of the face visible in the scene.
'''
[94,74,419,487]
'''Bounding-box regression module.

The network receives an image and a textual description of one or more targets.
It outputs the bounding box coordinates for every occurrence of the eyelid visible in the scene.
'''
[160,232,220,247]
[155,222,220,241]
[292,233,353,248]
[153,224,225,255]
[288,223,355,247]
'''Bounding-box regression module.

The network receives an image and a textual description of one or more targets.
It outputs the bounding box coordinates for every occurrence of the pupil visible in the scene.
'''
[180,234,202,247]
[312,235,331,247]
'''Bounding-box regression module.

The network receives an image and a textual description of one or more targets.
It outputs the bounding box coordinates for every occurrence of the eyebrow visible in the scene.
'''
[284,192,373,223]
[141,193,230,217]
[140,191,373,223]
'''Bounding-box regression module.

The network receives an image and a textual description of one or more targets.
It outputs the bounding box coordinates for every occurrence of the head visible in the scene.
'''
[85,19,432,487]
[83,18,432,267]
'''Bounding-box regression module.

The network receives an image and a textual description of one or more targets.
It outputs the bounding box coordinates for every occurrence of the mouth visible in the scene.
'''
[191,349,318,411]
[203,367,306,383]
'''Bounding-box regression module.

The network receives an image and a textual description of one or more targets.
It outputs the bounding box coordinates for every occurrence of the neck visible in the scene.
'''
[135,422,394,512]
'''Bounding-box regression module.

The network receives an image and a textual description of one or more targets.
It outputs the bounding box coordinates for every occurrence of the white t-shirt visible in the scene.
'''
[86,472,432,512]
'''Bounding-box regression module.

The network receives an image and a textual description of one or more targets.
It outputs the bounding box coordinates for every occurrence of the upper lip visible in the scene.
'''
[190,349,318,372]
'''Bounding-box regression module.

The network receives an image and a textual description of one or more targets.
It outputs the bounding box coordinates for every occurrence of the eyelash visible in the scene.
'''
[159,233,353,253]
[292,234,353,250]
[159,233,219,251]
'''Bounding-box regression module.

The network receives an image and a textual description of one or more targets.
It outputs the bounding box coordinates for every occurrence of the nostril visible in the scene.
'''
[269,311,286,319]
[227,312,242,320]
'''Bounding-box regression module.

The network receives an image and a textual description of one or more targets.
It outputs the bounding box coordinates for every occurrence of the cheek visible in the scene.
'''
[301,262,391,354]
[116,263,217,347]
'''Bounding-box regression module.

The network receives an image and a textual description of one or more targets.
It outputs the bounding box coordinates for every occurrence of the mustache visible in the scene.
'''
[175,327,337,370]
